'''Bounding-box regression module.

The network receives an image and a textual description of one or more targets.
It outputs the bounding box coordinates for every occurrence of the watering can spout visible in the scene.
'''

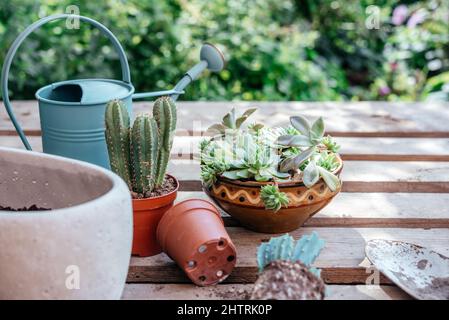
[133,43,226,101]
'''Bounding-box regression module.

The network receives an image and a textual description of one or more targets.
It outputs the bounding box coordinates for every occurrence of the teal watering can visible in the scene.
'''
[1,14,225,168]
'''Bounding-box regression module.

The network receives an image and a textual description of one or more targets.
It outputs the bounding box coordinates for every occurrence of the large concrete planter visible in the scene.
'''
[0,147,133,299]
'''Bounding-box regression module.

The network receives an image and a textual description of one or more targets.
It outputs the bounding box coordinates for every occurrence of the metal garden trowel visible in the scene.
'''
[366,239,449,300]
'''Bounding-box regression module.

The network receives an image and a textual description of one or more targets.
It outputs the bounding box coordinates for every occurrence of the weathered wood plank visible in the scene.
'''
[2,101,449,136]
[168,160,449,182]
[6,134,449,161]
[168,160,449,192]
[122,283,412,300]
[169,136,449,162]
[127,227,449,284]
[177,192,449,228]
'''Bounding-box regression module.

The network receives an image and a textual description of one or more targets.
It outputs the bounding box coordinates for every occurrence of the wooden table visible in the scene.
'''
[2,101,449,300]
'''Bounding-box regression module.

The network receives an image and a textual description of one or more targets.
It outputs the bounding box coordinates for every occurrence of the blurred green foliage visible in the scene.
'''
[0,0,448,101]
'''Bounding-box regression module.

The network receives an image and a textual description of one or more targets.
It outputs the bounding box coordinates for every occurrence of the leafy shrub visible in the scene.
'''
[0,0,447,101]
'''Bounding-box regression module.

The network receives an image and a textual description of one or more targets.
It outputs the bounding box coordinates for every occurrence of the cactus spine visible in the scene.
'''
[105,100,132,189]
[153,96,177,187]
[105,97,177,196]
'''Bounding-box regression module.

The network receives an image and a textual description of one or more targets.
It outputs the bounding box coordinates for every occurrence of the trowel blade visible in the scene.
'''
[365,239,449,300]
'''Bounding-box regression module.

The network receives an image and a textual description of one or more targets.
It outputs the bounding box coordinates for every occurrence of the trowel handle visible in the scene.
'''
[1,14,131,150]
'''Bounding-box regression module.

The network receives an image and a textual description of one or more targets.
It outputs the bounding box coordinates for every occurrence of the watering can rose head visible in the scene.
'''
[199,108,342,211]
[105,97,176,198]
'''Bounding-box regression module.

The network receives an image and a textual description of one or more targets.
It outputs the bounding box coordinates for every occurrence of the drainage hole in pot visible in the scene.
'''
[198,245,207,253]
[199,275,206,282]
[216,270,224,277]
[218,238,226,247]
[187,260,197,269]
[227,255,235,262]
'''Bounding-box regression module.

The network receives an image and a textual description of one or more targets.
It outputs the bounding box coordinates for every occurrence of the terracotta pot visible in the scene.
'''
[204,155,343,234]
[157,199,237,286]
[0,147,132,299]
[132,174,179,257]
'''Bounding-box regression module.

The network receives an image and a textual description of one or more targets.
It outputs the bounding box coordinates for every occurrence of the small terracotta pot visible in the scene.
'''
[204,155,343,234]
[157,199,237,286]
[132,174,178,257]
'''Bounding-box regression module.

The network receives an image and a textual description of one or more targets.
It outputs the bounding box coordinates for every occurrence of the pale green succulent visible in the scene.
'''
[199,108,342,205]
[302,153,341,192]
[207,107,257,135]
[260,185,289,212]
[200,132,289,185]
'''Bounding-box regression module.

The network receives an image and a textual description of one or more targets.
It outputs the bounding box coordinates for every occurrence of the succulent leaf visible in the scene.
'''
[277,134,312,147]
[310,117,325,143]
[290,115,311,134]
[280,146,315,172]
[317,167,341,192]
[235,108,257,128]
[303,160,320,188]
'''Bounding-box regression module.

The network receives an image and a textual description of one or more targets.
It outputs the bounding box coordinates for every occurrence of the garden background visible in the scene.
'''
[0,0,448,101]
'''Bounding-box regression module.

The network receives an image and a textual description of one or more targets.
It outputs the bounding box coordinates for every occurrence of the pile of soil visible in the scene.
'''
[250,260,325,300]
[131,175,178,199]
[0,204,51,212]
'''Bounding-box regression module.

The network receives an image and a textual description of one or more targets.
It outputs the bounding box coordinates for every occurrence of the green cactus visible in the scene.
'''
[131,115,159,195]
[105,100,132,189]
[153,96,177,187]
[105,97,177,196]
[256,232,325,276]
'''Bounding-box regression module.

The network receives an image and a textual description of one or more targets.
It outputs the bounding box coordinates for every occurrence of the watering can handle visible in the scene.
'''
[1,14,131,150]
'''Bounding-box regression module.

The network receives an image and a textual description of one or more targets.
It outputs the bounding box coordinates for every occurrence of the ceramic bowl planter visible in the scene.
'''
[157,199,237,286]
[0,147,132,300]
[204,156,343,234]
[132,174,179,257]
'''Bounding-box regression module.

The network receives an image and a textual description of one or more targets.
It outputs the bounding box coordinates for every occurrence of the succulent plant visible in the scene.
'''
[200,131,289,187]
[207,107,257,135]
[276,115,326,172]
[252,233,326,300]
[260,185,289,212]
[199,108,342,200]
[257,232,325,275]
[105,97,177,197]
